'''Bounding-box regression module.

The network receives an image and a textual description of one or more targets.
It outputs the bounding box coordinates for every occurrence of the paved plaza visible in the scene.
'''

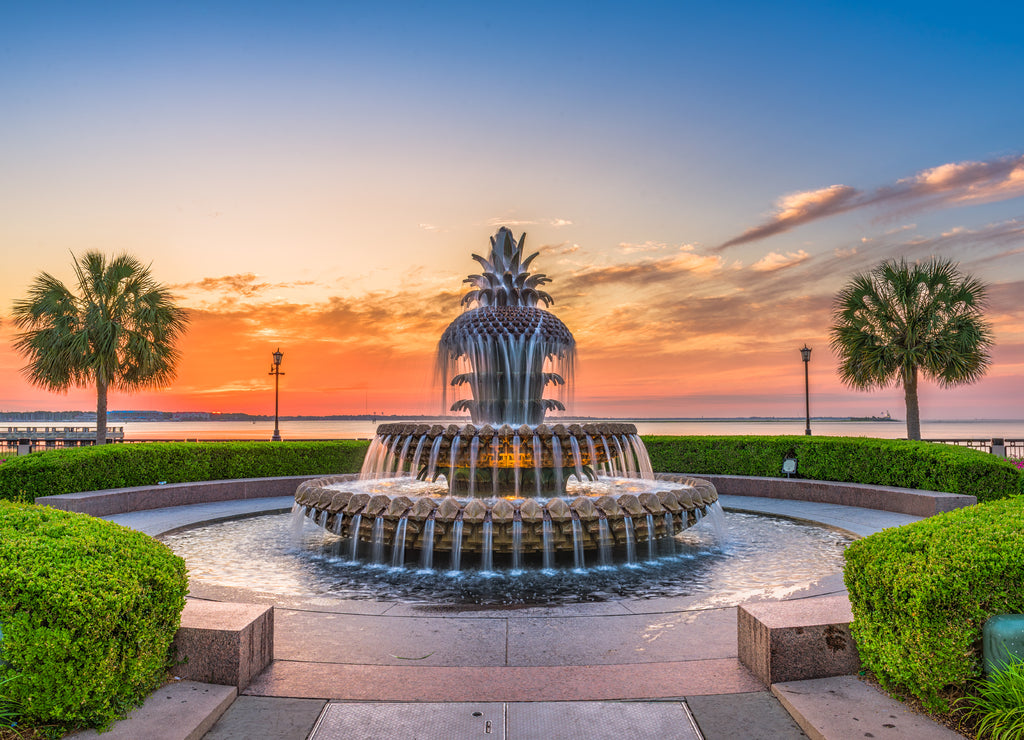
[88,495,962,739]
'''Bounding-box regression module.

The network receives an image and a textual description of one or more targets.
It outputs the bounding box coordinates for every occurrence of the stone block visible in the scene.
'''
[173,600,274,690]
[682,474,976,516]
[738,594,859,685]
[35,474,347,516]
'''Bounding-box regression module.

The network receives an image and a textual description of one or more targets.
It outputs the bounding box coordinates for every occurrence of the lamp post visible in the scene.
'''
[800,344,812,436]
[268,350,284,442]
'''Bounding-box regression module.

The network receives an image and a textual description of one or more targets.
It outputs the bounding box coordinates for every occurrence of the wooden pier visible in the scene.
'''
[1,426,125,452]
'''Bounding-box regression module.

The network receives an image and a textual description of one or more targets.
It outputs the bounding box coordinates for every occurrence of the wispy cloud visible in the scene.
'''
[618,240,672,254]
[173,273,314,297]
[718,154,1024,249]
[189,381,268,394]
[750,250,811,272]
[559,246,732,294]
[486,217,574,228]
[889,158,1024,206]
[717,185,860,249]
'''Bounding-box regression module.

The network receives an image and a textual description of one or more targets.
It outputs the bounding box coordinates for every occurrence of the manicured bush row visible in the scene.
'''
[844,497,1024,711]
[642,435,1022,501]
[0,440,370,503]
[0,502,188,730]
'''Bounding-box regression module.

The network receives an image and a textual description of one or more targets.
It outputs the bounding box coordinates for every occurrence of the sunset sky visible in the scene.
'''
[2,2,1023,420]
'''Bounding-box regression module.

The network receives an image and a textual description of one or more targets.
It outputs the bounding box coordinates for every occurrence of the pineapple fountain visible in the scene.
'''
[293,228,718,569]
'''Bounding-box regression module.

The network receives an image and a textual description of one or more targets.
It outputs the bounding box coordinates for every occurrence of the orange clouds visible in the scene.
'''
[718,155,1024,249]
[2,214,1023,419]
[751,250,811,272]
[717,185,859,249]
[900,158,1024,204]
[558,247,731,296]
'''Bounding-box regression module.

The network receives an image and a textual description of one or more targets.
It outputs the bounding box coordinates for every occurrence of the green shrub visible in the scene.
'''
[0,502,188,730]
[844,497,1024,711]
[0,440,370,503]
[643,435,1021,501]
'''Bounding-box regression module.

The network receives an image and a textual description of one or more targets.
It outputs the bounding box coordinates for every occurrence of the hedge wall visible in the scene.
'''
[642,435,1021,501]
[1,436,1017,504]
[0,502,188,730]
[844,497,1024,711]
[0,440,370,503]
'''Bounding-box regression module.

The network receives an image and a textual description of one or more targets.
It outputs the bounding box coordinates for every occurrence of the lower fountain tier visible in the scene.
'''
[362,421,650,497]
[294,475,717,554]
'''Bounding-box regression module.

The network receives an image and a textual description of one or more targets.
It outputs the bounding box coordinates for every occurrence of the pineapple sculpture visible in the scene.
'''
[294,227,718,559]
[439,228,575,426]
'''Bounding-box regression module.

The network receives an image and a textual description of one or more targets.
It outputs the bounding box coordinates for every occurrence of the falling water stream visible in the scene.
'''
[164,507,852,606]
[205,229,836,605]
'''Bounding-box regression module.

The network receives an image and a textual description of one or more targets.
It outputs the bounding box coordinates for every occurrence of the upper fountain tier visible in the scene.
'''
[438,228,575,426]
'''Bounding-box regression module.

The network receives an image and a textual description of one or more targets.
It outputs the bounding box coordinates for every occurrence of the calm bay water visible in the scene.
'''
[114,418,1024,441]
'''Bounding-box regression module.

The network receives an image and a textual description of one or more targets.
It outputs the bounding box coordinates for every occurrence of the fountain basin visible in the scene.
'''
[162,506,852,606]
[294,474,718,557]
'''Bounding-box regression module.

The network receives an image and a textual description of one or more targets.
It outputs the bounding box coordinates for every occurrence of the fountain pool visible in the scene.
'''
[162,508,853,606]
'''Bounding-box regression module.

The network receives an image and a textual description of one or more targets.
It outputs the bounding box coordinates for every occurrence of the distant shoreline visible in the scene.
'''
[0,412,897,423]
[7,411,1024,425]
[14,414,1024,425]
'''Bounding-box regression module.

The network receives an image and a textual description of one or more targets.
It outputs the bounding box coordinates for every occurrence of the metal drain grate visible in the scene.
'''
[310,701,702,739]
[311,702,505,739]
[508,702,701,740]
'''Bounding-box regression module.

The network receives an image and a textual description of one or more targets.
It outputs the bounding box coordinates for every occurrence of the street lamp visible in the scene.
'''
[800,344,812,436]
[268,350,284,442]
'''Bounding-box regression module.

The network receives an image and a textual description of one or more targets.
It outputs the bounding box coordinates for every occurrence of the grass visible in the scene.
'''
[0,671,91,740]
[959,660,1024,740]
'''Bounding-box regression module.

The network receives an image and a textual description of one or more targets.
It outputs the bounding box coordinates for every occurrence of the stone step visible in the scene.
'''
[772,676,965,740]
[65,681,235,740]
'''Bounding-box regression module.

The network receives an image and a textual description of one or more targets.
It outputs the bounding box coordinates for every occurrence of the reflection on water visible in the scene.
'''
[162,511,853,606]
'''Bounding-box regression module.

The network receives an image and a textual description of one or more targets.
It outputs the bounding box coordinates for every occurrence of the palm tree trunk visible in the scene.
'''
[96,378,108,445]
[903,365,921,441]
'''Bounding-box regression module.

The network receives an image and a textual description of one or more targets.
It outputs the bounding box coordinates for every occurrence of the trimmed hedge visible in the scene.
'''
[642,435,1022,501]
[0,440,370,503]
[844,497,1024,711]
[0,501,188,729]
[1,436,1017,504]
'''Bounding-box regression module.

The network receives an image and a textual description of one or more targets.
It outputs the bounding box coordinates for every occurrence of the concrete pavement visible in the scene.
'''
[91,493,964,739]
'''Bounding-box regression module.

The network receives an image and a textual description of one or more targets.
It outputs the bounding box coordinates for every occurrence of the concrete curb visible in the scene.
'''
[65,681,236,740]
[35,475,353,516]
[772,676,964,740]
[660,473,976,517]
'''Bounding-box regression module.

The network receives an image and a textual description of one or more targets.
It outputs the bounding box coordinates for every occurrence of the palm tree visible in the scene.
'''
[12,251,189,444]
[829,257,993,440]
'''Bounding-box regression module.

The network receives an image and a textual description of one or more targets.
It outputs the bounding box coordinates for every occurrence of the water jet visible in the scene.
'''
[295,228,718,568]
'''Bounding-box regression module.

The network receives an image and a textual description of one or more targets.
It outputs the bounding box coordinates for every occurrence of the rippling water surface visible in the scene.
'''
[163,511,853,606]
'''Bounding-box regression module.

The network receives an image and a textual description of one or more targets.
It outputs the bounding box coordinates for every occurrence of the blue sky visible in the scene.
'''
[1,1,1022,419]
